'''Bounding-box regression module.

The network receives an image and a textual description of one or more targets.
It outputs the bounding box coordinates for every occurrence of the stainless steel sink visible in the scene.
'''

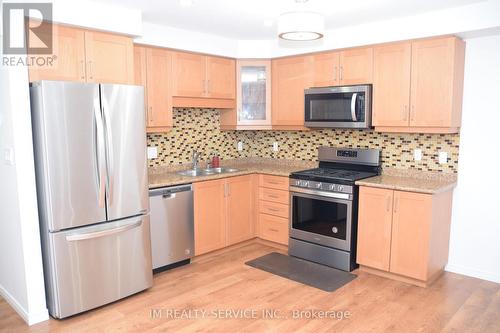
[177,167,240,177]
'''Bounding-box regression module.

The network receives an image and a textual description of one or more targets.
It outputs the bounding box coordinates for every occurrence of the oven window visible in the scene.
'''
[292,195,348,240]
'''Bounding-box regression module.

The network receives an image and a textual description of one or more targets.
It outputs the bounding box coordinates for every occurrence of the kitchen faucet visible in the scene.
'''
[192,151,200,170]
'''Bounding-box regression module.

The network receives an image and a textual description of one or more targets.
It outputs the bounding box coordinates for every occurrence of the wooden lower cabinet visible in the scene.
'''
[226,175,254,245]
[259,213,289,245]
[357,186,453,286]
[193,179,227,255]
[258,175,290,245]
[194,175,254,255]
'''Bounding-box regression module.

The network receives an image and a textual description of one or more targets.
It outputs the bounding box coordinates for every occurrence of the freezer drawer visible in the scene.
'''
[149,185,194,270]
[44,215,153,318]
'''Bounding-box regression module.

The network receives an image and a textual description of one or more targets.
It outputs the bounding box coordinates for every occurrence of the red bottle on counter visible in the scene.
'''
[211,155,220,168]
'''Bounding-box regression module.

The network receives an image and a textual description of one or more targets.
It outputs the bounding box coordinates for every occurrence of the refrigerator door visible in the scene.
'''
[100,84,148,221]
[44,215,153,318]
[30,81,107,231]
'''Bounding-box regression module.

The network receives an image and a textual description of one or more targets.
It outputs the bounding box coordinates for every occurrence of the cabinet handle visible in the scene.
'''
[267,208,280,212]
[80,60,85,80]
[268,194,279,199]
[403,105,408,121]
[88,61,93,80]
[207,80,210,94]
[149,106,153,123]
[267,181,282,185]
[269,228,279,232]
[340,66,344,81]
[333,66,338,81]
[410,105,416,122]
[386,196,391,212]
[394,197,399,214]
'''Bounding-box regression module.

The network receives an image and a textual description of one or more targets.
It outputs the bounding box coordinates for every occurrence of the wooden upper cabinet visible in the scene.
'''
[29,24,86,82]
[390,191,432,280]
[206,56,235,99]
[312,52,340,87]
[339,47,373,84]
[372,42,412,127]
[226,175,254,245]
[272,55,313,127]
[146,48,173,130]
[84,30,134,84]
[357,187,394,271]
[374,37,465,133]
[172,52,206,97]
[194,179,227,256]
[133,46,147,87]
[410,37,465,129]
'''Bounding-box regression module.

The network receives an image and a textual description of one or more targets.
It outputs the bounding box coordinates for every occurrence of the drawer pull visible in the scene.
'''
[267,181,282,185]
[268,194,279,199]
[268,228,279,232]
[267,208,280,212]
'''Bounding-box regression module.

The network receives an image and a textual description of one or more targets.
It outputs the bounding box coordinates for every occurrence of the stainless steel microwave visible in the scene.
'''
[304,84,372,129]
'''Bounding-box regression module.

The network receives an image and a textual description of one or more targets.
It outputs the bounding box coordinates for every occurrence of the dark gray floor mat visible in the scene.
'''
[245,252,356,292]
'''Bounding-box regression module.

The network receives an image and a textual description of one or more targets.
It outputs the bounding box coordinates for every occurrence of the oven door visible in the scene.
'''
[304,85,371,128]
[290,189,353,251]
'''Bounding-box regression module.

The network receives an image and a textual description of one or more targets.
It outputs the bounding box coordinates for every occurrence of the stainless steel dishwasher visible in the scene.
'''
[149,184,194,272]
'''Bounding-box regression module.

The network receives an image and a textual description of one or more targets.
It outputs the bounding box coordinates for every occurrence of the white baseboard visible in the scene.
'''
[445,263,500,284]
[0,284,49,326]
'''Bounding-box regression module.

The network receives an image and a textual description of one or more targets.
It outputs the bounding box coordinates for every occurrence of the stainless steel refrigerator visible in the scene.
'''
[30,81,153,319]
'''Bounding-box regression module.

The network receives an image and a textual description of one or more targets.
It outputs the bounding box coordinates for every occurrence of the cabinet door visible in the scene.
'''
[206,56,235,99]
[339,47,373,84]
[312,52,340,87]
[146,48,173,129]
[226,175,254,245]
[235,60,271,125]
[194,179,226,255]
[28,24,86,82]
[172,52,206,97]
[84,31,134,84]
[271,56,313,126]
[133,46,149,126]
[357,187,394,271]
[410,37,463,127]
[390,191,432,280]
[372,43,411,127]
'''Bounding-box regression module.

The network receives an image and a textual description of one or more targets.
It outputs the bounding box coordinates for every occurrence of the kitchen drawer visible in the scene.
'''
[259,187,289,204]
[260,174,289,191]
[260,200,289,219]
[259,213,288,245]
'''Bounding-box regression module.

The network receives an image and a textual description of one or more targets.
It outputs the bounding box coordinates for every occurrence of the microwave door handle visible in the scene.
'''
[351,93,358,122]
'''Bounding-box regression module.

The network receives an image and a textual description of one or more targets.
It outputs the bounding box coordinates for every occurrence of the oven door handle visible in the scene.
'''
[351,93,358,122]
[290,186,351,201]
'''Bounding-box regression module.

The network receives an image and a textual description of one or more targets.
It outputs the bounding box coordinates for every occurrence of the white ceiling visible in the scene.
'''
[95,0,482,39]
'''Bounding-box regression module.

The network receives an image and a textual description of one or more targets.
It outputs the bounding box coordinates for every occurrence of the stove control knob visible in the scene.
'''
[328,184,336,191]
[338,185,344,192]
[315,182,322,189]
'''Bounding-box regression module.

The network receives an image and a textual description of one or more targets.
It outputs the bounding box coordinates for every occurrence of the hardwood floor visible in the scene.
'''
[1,241,499,333]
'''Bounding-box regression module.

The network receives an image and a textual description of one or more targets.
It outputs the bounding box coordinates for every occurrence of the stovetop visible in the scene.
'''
[290,167,379,184]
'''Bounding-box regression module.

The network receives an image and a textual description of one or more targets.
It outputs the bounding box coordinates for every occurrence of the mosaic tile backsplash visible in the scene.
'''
[147,108,460,173]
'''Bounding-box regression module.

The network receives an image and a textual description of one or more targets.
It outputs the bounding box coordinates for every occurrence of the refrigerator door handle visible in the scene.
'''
[65,219,143,241]
[93,98,106,208]
[102,97,114,205]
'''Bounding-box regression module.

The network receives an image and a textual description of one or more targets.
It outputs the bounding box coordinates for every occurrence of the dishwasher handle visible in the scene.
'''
[149,184,192,197]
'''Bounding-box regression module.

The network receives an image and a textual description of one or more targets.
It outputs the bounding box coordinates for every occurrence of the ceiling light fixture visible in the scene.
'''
[278,0,325,41]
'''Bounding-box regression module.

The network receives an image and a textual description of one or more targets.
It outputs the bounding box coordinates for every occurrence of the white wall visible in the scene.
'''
[446,34,500,283]
[0,40,48,324]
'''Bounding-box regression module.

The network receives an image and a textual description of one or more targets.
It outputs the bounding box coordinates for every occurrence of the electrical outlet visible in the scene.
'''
[3,148,15,165]
[272,142,279,152]
[237,141,243,151]
[438,151,448,164]
[147,147,158,159]
[414,149,422,161]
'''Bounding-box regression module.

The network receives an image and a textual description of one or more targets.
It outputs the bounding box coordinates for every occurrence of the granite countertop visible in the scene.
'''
[355,168,457,194]
[148,158,318,189]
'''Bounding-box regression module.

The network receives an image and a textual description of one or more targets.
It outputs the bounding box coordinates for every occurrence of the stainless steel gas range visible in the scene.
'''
[288,147,381,272]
